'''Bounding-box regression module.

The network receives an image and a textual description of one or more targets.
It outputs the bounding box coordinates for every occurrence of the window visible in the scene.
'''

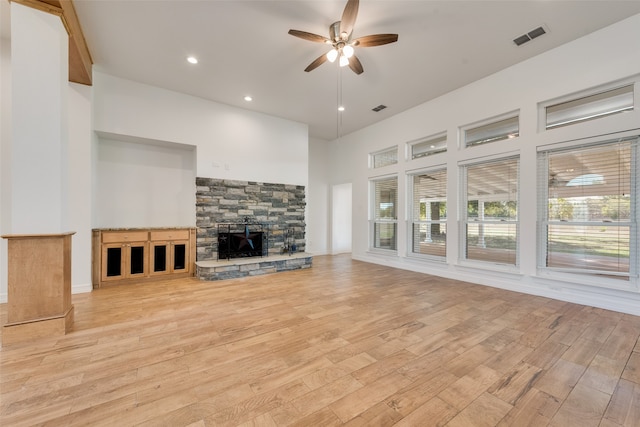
[538,136,638,279]
[371,177,398,251]
[464,114,519,147]
[409,134,447,159]
[371,146,398,168]
[409,168,446,258]
[461,156,519,265]
[545,84,634,130]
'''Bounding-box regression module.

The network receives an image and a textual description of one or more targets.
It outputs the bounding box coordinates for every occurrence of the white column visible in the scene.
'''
[10,3,68,234]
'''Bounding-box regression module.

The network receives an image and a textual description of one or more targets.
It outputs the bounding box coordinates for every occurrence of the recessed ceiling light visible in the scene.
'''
[187,56,198,64]
[244,96,253,102]
[338,106,345,112]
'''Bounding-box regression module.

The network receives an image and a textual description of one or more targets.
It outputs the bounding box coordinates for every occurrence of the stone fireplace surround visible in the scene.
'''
[195,178,312,280]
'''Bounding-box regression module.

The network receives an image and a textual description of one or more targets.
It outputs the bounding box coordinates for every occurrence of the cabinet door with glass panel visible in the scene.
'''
[149,230,190,276]
[100,231,149,282]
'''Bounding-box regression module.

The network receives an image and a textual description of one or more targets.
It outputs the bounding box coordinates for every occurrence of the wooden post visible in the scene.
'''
[1,232,75,346]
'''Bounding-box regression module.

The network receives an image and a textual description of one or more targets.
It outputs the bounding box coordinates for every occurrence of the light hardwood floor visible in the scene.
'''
[1,255,639,426]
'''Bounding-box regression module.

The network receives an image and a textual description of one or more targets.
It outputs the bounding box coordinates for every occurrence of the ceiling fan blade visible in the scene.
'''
[348,55,364,75]
[340,0,359,38]
[353,34,399,47]
[304,53,329,72]
[288,29,330,44]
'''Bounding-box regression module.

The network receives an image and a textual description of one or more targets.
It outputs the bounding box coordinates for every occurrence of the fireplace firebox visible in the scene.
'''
[217,222,267,260]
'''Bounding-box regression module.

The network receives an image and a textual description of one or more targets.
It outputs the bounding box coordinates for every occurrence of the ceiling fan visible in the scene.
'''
[288,0,398,75]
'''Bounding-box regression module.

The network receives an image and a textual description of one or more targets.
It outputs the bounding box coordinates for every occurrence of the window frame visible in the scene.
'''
[407,166,447,261]
[407,132,447,160]
[461,111,520,148]
[369,175,399,252]
[540,83,635,131]
[536,134,639,286]
[370,146,399,169]
[459,154,520,267]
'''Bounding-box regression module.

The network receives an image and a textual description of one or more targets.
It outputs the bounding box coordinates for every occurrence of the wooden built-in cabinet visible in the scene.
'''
[149,230,191,276]
[100,230,148,283]
[92,228,195,288]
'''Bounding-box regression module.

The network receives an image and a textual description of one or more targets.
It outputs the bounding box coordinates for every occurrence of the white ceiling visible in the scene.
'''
[5,1,640,140]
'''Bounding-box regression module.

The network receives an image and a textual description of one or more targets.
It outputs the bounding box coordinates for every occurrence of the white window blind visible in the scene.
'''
[371,177,398,250]
[371,147,398,168]
[464,115,519,147]
[545,85,634,130]
[410,169,447,258]
[410,134,447,159]
[537,137,638,278]
[461,157,519,265]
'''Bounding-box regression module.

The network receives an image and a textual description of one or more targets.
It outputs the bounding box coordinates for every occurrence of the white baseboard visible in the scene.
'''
[72,283,93,294]
[353,253,640,317]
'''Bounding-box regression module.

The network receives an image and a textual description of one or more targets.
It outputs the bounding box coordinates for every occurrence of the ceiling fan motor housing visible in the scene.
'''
[330,21,343,42]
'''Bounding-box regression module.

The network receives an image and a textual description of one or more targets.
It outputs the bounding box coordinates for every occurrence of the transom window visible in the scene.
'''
[463,114,519,147]
[409,134,447,159]
[545,84,634,130]
[537,136,638,280]
[371,146,398,168]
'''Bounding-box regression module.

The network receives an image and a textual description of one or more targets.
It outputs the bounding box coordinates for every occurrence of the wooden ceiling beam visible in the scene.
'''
[58,0,92,85]
[10,0,93,85]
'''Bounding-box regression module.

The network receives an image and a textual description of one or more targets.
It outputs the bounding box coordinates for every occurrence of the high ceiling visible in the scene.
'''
[4,1,640,141]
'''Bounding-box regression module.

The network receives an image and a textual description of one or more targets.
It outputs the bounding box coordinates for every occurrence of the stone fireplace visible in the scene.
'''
[195,178,311,280]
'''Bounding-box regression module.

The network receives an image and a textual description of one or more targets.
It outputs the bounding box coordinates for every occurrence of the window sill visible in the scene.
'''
[455,259,522,277]
[366,248,399,257]
[535,268,638,293]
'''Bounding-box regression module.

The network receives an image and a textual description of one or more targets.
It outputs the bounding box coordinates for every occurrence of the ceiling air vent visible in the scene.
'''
[513,26,546,46]
[372,104,387,112]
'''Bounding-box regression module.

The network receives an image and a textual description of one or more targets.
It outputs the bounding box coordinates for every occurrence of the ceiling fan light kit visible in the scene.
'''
[288,0,398,75]
[343,45,355,58]
[327,48,339,63]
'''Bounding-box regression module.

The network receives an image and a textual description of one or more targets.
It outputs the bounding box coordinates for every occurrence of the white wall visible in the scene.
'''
[328,14,640,315]
[10,4,67,233]
[67,83,93,294]
[93,72,308,186]
[91,72,311,248]
[307,137,330,255]
[331,183,352,254]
